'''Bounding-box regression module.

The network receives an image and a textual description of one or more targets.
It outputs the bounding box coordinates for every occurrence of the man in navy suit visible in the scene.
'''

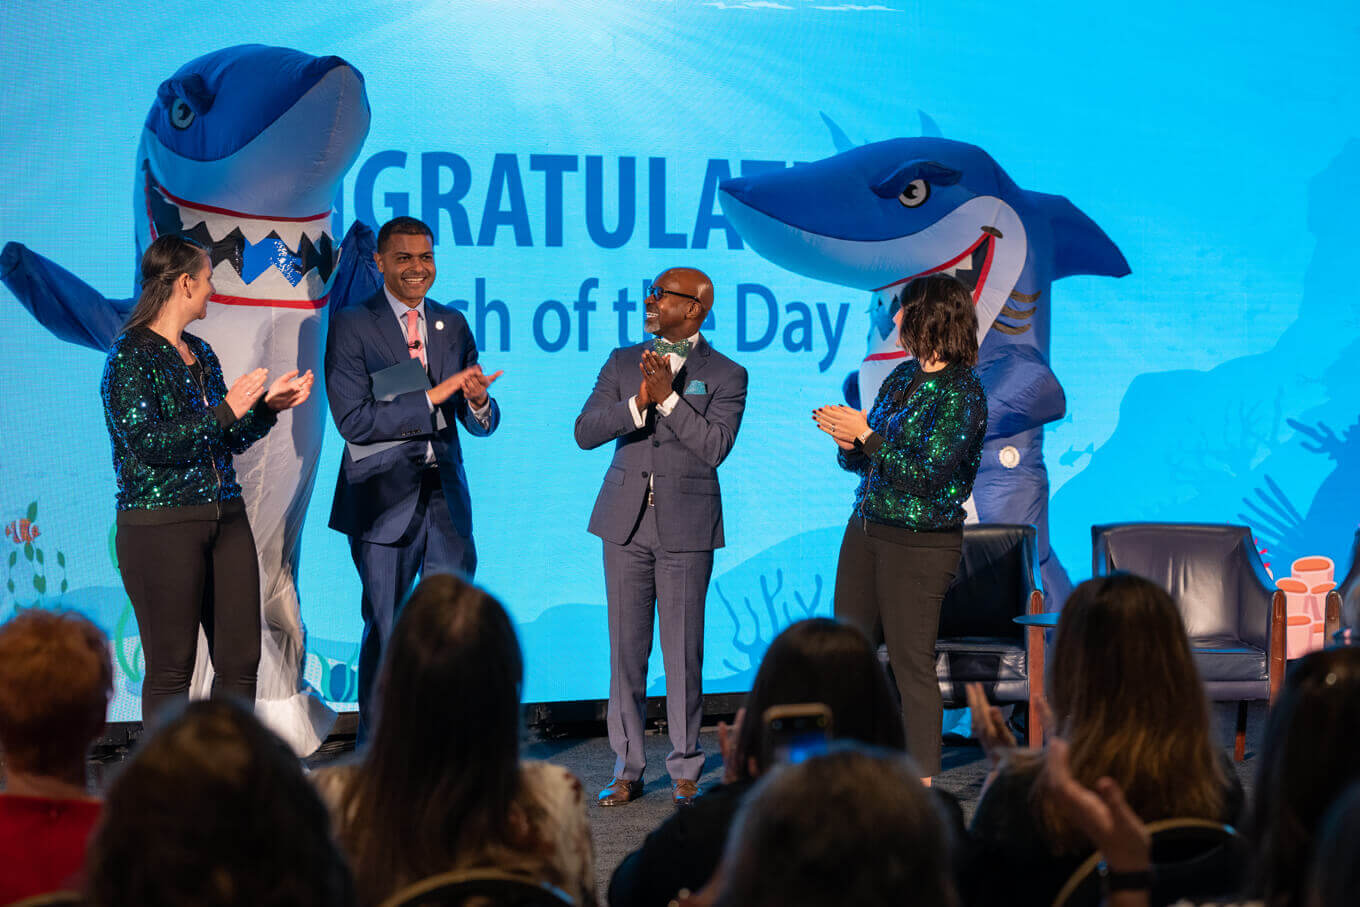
[576,267,748,806]
[325,216,501,737]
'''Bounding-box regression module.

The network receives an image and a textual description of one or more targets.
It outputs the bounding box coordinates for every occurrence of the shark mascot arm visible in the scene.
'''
[719,136,1129,604]
[0,243,134,351]
[1,45,374,754]
[0,220,378,352]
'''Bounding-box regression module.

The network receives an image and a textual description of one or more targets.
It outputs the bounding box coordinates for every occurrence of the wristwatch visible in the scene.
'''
[1097,861,1153,892]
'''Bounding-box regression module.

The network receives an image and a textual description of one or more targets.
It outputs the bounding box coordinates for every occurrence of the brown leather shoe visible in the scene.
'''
[672,779,699,807]
[597,777,644,807]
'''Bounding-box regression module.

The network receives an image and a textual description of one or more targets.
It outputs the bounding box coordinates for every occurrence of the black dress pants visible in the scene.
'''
[833,515,961,776]
[116,503,261,724]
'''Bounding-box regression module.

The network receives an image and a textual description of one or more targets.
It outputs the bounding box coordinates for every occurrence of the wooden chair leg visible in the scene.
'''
[1026,589,1046,747]
[1234,700,1248,762]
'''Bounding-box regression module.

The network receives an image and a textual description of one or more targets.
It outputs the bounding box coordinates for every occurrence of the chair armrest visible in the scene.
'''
[1237,533,1278,652]
[1325,591,1343,646]
[1269,590,1286,704]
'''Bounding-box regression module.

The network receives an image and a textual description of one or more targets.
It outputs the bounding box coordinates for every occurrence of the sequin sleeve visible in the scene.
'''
[837,444,870,475]
[101,343,222,466]
[199,343,276,454]
[866,376,988,498]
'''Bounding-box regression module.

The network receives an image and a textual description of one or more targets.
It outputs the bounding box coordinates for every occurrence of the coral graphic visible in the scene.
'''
[715,567,826,684]
[4,501,68,604]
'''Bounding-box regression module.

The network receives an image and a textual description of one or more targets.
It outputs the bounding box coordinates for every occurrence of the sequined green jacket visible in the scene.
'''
[837,360,988,531]
[101,327,275,516]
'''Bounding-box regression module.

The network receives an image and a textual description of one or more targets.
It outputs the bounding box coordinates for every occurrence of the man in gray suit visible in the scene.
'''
[575,267,748,807]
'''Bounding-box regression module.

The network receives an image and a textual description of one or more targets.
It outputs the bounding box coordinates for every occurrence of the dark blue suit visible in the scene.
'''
[325,290,499,734]
[575,337,747,781]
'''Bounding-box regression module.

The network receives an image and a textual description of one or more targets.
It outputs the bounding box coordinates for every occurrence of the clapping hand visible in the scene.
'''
[640,349,674,404]
[813,404,870,450]
[225,368,269,418]
[717,707,747,784]
[430,363,503,407]
[458,363,503,407]
[1040,737,1151,876]
[265,369,315,412]
[966,681,1021,772]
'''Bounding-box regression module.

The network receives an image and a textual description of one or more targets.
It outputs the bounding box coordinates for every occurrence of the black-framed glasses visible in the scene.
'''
[647,283,703,305]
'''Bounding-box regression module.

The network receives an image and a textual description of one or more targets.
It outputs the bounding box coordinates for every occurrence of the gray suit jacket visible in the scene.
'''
[575,338,747,552]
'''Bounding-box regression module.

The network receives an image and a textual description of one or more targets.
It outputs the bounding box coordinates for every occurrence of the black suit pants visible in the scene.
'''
[833,515,961,776]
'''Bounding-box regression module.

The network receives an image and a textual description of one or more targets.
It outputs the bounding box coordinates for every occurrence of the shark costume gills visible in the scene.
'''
[0,45,376,753]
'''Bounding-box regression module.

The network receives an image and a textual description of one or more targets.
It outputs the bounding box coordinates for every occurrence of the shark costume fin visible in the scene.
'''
[1023,190,1131,280]
[328,221,381,312]
[1,242,133,352]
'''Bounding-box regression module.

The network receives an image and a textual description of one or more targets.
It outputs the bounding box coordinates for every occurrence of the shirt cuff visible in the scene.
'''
[859,432,884,456]
[425,392,435,413]
[471,398,493,427]
[628,395,646,429]
[657,391,680,416]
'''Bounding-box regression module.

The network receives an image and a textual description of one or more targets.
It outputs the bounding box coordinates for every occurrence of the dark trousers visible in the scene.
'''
[351,467,475,742]
[116,506,261,725]
[603,501,713,782]
[833,516,961,776]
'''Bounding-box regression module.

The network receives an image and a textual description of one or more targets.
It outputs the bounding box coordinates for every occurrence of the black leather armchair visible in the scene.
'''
[1092,523,1287,760]
[933,523,1047,743]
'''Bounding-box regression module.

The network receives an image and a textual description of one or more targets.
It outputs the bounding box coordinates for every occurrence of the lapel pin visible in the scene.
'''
[434,320,445,331]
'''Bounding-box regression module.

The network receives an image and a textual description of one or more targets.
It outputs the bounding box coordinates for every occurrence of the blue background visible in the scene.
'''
[1,0,1357,720]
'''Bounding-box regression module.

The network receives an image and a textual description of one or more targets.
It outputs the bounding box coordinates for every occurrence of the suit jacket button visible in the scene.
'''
[642,471,649,478]
[652,440,660,447]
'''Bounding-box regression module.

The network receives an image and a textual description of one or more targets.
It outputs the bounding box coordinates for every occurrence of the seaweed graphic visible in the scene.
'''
[715,567,825,676]
[1239,416,1360,566]
[5,500,68,605]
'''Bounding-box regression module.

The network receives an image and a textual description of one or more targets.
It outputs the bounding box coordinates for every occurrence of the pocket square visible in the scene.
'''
[684,379,708,394]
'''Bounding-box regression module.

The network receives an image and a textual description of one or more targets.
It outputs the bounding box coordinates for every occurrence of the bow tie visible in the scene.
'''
[653,338,693,358]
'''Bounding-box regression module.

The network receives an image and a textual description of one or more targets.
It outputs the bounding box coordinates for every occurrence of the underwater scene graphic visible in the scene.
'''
[1,1,1357,723]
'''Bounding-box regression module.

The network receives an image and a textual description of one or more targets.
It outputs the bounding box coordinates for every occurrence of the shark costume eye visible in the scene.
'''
[898,179,930,208]
[170,98,195,130]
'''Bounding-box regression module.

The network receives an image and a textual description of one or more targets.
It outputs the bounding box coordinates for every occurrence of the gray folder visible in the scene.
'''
[345,358,446,461]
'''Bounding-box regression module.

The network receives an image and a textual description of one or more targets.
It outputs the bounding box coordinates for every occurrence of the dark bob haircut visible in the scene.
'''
[897,274,979,367]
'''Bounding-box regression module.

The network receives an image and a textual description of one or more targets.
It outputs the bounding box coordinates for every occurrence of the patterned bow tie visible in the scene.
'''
[653,338,692,358]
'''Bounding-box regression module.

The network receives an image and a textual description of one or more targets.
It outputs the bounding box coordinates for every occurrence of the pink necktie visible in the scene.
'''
[404,309,426,367]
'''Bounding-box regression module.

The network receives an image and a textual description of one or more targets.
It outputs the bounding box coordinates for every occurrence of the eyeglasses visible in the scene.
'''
[647,283,703,305]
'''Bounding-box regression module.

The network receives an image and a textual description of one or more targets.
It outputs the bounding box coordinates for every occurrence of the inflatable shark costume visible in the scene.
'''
[1,45,379,753]
[719,137,1129,602]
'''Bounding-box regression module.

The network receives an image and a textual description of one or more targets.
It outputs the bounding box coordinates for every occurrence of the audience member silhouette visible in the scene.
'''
[84,697,354,907]
[0,609,111,903]
[712,745,958,907]
[610,617,915,907]
[313,573,594,906]
[965,572,1243,906]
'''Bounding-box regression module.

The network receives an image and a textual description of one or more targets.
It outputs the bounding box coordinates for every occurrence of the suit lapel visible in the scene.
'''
[366,292,412,366]
[425,301,448,381]
[675,336,712,394]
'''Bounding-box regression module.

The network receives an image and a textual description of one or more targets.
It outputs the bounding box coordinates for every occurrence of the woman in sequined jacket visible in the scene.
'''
[814,273,988,780]
[101,234,314,722]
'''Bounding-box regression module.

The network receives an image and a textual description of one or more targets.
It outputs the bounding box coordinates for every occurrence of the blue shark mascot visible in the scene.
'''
[719,137,1129,602]
[0,45,379,753]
